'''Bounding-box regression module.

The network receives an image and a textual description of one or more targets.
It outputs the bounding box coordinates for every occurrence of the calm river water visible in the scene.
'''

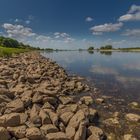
[42,51,140,102]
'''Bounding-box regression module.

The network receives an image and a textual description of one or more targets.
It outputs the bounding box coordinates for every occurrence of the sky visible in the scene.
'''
[0,0,140,49]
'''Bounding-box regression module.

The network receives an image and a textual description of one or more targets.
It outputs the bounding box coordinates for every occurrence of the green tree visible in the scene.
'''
[88,46,94,51]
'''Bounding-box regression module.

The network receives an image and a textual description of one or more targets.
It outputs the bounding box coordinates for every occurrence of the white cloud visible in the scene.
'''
[128,5,140,14]
[92,32,103,35]
[2,23,75,47]
[119,5,140,21]
[54,32,70,38]
[64,37,75,43]
[2,23,36,39]
[86,17,93,22]
[36,35,52,42]
[90,22,123,35]
[54,32,60,36]
[122,29,140,37]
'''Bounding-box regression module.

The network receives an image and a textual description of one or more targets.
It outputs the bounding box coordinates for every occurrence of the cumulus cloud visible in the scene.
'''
[2,23,36,39]
[54,32,70,38]
[1,22,78,48]
[86,17,93,22]
[90,22,123,35]
[36,35,52,42]
[53,32,74,43]
[119,5,140,21]
[122,29,140,37]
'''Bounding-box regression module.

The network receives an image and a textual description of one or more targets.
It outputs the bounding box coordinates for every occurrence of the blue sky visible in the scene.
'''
[0,0,140,49]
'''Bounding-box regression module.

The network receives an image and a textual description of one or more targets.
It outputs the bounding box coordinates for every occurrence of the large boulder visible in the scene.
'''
[57,104,78,115]
[0,88,14,99]
[42,102,55,110]
[74,121,87,140]
[0,95,11,103]
[30,104,41,126]
[80,96,93,106]
[87,126,105,140]
[43,96,58,107]
[32,92,43,103]
[125,113,140,122]
[19,113,28,124]
[39,109,51,125]
[21,90,32,107]
[7,125,26,139]
[10,84,25,95]
[26,127,44,140]
[59,95,74,105]
[123,134,137,140]
[129,102,140,109]
[6,99,24,112]
[60,111,74,126]
[0,113,21,127]
[65,81,76,90]
[45,109,59,127]
[68,110,85,130]
[66,126,75,140]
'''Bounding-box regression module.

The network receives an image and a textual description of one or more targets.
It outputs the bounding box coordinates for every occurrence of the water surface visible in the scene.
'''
[42,51,140,102]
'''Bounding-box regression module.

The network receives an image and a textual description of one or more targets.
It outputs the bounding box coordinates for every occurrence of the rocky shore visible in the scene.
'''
[0,52,140,140]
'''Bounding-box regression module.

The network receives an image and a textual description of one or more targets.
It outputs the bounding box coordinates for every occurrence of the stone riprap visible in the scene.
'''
[0,52,106,140]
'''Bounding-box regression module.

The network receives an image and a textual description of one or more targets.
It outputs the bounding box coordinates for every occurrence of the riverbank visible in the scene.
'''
[0,52,140,140]
[0,46,30,57]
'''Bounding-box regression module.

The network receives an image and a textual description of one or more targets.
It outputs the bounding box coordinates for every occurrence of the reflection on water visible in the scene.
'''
[42,51,140,102]
[99,51,112,55]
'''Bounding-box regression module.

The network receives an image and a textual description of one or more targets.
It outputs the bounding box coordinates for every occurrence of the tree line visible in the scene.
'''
[0,36,40,50]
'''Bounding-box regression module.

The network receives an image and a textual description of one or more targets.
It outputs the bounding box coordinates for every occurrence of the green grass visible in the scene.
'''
[0,46,29,57]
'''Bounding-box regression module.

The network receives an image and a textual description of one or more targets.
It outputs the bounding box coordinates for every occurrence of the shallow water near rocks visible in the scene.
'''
[42,51,140,102]
[42,50,140,139]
